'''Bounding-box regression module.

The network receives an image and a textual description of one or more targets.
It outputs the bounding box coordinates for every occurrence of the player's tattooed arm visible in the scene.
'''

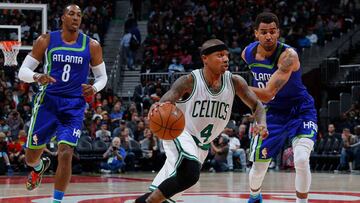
[250,48,299,103]
[159,74,194,104]
[232,74,266,126]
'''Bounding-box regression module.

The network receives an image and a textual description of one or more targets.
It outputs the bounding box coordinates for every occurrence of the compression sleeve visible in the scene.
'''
[91,62,108,92]
[18,55,40,83]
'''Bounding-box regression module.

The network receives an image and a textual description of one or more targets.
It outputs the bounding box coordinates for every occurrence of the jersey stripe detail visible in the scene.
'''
[26,89,47,149]
[248,43,284,70]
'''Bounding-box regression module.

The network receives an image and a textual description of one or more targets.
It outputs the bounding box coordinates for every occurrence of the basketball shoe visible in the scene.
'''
[26,157,51,190]
[248,193,262,203]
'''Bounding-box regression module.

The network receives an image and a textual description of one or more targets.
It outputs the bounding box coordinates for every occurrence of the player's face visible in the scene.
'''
[62,5,82,32]
[203,50,229,75]
[255,22,279,52]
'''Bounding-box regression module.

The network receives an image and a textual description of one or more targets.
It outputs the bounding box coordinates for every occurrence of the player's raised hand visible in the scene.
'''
[253,124,269,139]
[33,73,56,85]
[81,84,96,97]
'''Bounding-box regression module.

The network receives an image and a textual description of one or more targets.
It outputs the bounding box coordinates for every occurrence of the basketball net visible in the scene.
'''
[0,41,21,66]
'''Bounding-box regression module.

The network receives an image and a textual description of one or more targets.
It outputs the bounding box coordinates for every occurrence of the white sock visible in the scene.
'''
[296,197,308,203]
[249,161,270,196]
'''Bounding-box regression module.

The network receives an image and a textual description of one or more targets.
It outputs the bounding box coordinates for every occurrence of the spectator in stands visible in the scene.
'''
[338,128,359,171]
[323,124,342,144]
[0,116,10,136]
[140,128,164,171]
[226,122,247,171]
[133,78,151,109]
[210,134,230,172]
[345,103,360,127]
[120,30,135,70]
[7,135,25,171]
[101,99,111,113]
[101,137,126,173]
[113,119,132,138]
[305,29,318,46]
[96,122,112,143]
[110,101,125,128]
[120,127,136,171]
[150,87,163,103]
[101,111,112,131]
[92,92,103,109]
[6,111,24,141]
[0,132,12,175]
[92,105,103,120]
[179,49,193,71]
[90,116,102,139]
[134,121,146,141]
[238,123,251,152]
[168,58,185,78]
[127,112,141,135]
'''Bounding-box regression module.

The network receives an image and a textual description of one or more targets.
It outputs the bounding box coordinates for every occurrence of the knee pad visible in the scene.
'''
[176,158,201,188]
[249,161,270,190]
[293,138,313,170]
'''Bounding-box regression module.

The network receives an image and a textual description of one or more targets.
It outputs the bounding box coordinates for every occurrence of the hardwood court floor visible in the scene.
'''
[0,171,359,202]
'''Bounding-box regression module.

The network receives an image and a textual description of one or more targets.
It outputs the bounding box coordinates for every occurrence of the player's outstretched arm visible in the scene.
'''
[82,39,108,97]
[159,74,193,104]
[18,34,56,85]
[232,74,268,138]
[250,48,300,103]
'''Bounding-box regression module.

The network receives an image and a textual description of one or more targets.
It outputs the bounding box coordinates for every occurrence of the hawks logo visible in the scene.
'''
[32,134,38,145]
[261,148,268,158]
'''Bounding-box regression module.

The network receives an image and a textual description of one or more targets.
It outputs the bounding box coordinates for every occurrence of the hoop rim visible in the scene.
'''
[0,41,21,51]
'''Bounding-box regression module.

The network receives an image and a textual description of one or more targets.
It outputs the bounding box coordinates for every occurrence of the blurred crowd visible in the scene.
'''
[0,0,115,45]
[133,0,359,74]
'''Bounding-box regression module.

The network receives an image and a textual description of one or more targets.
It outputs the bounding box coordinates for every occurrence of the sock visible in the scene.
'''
[250,192,261,199]
[33,159,43,173]
[53,189,64,203]
[296,197,308,203]
[249,162,270,197]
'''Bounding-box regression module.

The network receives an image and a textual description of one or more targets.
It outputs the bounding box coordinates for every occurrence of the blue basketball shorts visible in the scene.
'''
[26,91,86,149]
[250,96,318,162]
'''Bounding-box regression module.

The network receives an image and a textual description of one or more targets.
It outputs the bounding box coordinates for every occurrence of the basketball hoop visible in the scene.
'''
[0,41,21,66]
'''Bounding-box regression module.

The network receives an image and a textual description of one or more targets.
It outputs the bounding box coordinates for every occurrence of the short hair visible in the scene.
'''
[63,4,81,14]
[200,39,228,56]
[254,12,279,29]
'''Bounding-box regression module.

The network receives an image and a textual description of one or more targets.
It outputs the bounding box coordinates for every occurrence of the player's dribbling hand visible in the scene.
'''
[33,73,56,85]
[253,124,269,139]
[81,84,96,97]
[148,101,171,118]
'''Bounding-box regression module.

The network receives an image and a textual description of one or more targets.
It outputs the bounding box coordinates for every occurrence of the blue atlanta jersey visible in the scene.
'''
[43,31,91,97]
[244,41,312,109]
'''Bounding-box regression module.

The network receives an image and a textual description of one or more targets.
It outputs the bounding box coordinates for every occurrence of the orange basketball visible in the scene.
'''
[149,103,185,140]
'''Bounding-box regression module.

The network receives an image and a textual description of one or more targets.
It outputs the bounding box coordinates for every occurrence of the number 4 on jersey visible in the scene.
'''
[200,124,213,143]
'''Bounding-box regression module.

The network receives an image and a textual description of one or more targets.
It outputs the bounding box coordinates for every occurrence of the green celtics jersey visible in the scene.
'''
[176,69,235,146]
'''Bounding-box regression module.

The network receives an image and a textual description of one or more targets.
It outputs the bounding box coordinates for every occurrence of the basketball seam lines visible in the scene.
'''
[168,109,184,139]
[162,105,173,138]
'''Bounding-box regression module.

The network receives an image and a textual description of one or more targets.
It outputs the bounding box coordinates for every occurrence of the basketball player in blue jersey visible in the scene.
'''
[242,12,318,203]
[18,4,107,203]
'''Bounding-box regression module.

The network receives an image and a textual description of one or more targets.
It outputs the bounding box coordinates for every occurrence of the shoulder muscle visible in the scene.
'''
[30,34,50,62]
[89,38,103,66]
